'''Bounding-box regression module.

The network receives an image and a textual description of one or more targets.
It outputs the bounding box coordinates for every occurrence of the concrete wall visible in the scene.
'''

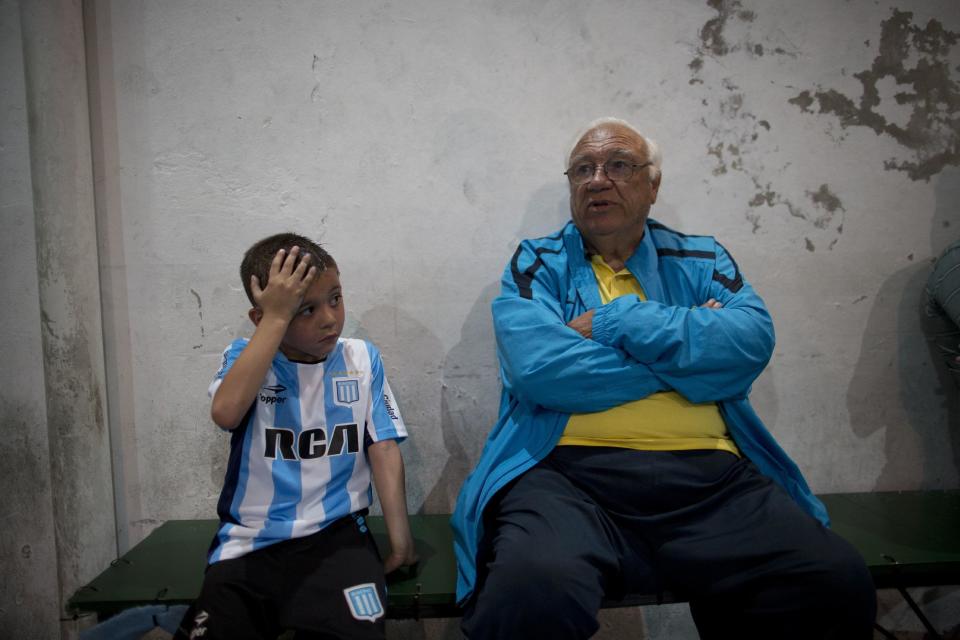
[0,1,62,637]
[3,0,118,637]
[5,0,959,637]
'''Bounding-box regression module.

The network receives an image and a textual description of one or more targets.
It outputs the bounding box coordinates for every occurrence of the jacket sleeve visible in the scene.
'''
[928,240,960,326]
[590,242,774,403]
[494,242,668,413]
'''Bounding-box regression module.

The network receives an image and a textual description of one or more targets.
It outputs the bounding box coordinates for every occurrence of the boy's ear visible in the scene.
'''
[249,307,263,326]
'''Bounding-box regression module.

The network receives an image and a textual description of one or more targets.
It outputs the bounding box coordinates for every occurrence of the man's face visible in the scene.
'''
[567,123,661,243]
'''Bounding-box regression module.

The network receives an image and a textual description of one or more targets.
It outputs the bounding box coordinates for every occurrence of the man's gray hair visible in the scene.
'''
[567,117,662,181]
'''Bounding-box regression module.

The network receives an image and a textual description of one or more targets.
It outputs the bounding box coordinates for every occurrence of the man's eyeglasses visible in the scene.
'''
[564,160,653,185]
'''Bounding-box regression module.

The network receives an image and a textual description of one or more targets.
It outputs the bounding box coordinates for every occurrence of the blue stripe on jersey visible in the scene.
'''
[215,413,250,526]
[210,341,257,564]
[255,357,303,549]
[211,425,256,562]
[209,411,255,563]
[321,345,358,520]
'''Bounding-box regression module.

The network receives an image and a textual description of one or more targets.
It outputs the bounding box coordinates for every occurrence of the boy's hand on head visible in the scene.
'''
[251,246,318,322]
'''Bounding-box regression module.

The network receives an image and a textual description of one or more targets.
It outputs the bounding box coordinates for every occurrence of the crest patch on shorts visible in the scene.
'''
[343,582,384,622]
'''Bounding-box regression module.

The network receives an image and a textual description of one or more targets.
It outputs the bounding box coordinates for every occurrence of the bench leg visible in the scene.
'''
[897,586,942,640]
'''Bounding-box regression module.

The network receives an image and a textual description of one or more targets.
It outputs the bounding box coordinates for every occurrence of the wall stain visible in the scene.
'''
[190,288,205,350]
[805,184,847,229]
[310,48,337,106]
[788,9,960,181]
[745,175,805,234]
[690,1,846,248]
[0,400,53,585]
[788,91,815,113]
[699,0,755,57]
[700,0,734,57]
[462,179,477,205]
[40,310,59,340]
[692,0,794,75]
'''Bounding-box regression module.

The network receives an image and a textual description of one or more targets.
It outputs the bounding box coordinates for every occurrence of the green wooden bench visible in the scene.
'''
[69,491,960,627]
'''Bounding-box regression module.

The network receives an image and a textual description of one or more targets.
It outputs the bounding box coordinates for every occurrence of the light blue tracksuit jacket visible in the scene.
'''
[450,219,829,605]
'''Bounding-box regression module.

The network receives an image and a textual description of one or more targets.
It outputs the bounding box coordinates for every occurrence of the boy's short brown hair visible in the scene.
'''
[240,233,337,307]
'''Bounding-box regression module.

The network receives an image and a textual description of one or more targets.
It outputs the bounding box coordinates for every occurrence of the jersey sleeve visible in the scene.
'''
[208,338,250,398]
[364,342,407,443]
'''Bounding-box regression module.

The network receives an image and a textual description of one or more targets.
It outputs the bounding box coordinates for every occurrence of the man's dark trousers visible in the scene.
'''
[461,446,876,640]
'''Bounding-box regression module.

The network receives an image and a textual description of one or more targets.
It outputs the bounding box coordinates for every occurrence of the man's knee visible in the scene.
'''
[819,543,877,632]
[771,538,877,638]
[462,553,603,639]
[487,550,602,609]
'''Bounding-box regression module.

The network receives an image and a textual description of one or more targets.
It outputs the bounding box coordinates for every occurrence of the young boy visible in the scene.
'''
[177,233,416,640]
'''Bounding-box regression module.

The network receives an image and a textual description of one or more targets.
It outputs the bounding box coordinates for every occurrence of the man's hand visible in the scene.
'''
[250,246,317,322]
[568,300,719,341]
[567,309,595,339]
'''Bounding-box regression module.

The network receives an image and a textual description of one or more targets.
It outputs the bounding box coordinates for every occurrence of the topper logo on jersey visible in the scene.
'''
[264,423,360,460]
[259,384,287,405]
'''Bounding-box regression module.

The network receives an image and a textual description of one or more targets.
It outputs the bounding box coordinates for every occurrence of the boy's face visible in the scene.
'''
[279,267,345,363]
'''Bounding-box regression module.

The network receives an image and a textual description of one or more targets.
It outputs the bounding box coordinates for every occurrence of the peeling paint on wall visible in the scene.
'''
[697,0,755,58]
[789,9,960,181]
[805,184,846,239]
[690,0,797,79]
[690,1,842,246]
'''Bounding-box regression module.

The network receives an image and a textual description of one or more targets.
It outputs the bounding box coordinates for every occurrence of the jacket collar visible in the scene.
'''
[562,219,665,306]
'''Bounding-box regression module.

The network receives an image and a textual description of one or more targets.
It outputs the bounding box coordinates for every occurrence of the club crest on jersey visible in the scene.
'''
[343,583,383,622]
[334,378,360,406]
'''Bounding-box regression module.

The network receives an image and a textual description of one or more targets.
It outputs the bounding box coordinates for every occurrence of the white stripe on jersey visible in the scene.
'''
[295,363,332,529]
[344,341,376,512]
[207,338,407,563]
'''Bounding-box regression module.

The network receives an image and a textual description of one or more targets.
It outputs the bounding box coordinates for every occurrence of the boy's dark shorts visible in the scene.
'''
[174,512,386,640]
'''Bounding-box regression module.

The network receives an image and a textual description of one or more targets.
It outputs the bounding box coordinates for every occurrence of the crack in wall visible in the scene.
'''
[190,288,205,349]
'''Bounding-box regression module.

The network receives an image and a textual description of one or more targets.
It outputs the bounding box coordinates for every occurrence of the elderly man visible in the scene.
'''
[451,118,876,639]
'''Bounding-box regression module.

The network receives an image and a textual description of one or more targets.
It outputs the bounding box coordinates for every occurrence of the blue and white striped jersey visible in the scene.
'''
[207,337,406,563]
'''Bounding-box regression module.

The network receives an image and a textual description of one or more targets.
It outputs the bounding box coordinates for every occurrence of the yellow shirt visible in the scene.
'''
[558,255,739,455]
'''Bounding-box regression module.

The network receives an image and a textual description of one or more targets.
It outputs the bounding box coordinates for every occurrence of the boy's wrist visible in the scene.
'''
[257,311,294,330]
